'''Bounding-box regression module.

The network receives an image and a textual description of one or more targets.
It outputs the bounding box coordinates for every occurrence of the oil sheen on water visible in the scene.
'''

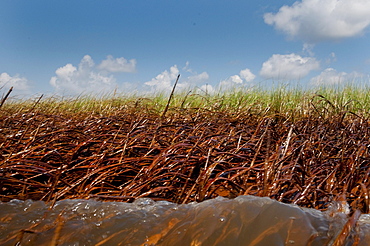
[1,195,370,245]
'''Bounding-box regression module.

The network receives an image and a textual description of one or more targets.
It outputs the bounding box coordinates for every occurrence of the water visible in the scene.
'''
[0,195,369,245]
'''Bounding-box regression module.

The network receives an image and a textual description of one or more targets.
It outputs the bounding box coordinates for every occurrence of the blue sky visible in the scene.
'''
[1,0,370,96]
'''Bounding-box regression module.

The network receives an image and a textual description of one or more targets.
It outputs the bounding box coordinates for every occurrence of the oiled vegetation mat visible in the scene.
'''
[1,92,370,213]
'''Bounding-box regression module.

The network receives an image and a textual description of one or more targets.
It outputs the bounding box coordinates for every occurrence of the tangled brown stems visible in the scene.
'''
[0,103,369,213]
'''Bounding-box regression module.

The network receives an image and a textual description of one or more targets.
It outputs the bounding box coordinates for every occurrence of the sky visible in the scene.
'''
[1,0,370,97]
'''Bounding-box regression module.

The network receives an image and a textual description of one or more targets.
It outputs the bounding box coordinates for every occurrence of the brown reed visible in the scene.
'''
[0,94,370,214]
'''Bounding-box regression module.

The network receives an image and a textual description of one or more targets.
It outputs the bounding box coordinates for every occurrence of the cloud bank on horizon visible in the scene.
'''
[49,55,136,95]
[0,73,29,93]
[1,0,370,96]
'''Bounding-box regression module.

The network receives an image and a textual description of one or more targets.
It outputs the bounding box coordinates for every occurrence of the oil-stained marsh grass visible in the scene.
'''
[1,84,370,214]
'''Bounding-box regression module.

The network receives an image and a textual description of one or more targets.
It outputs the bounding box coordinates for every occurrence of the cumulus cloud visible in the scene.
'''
[220,68,256,89]
[178,72,209,90]
[198,84,215,94]
[145,65,180,91]
[264,0,370,43]
[240,68,256,82]
[97,55,136,73]
[0,72,30,92]
[226,75,243,84]
[50,55,136,95]
[144,64,209,92]
[310,68,363,85]
[260,53,320,80]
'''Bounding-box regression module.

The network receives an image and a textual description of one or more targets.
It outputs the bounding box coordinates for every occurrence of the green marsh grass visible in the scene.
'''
[2,84,370,118]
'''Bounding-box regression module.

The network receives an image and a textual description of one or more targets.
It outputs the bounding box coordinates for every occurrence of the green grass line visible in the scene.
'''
[2,83,370,119]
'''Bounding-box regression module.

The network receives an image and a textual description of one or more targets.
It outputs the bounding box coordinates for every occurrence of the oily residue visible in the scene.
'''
[1,196,370,245]
[1,106,370,213]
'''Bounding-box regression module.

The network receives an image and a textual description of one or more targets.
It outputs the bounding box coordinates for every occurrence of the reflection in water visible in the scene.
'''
[0,195,369,245]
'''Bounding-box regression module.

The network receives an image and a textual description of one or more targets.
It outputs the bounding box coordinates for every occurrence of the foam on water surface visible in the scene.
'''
[0,195,369,245]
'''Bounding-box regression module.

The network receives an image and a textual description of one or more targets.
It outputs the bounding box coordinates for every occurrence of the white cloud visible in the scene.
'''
[179,62,209,88]
[80,54,95,69]
[52,64,77,82]
[310,68,363,85]
[239,68,256,82]
[260,53,320,80]
[220,75,243,89]
[144,65,179,91]
[264,0,370,43]
[220,68,256,89]
[182,61,193,73]
[98,55,136,73]
[229,75,243,84]
[178,72,209,90]
[198,84,215,94]
[144,64,209,92]
[0,72,30,92]
[50,55,135,95]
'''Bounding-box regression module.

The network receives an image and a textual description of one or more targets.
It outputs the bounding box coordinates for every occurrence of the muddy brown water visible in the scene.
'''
[0,195,369,246]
